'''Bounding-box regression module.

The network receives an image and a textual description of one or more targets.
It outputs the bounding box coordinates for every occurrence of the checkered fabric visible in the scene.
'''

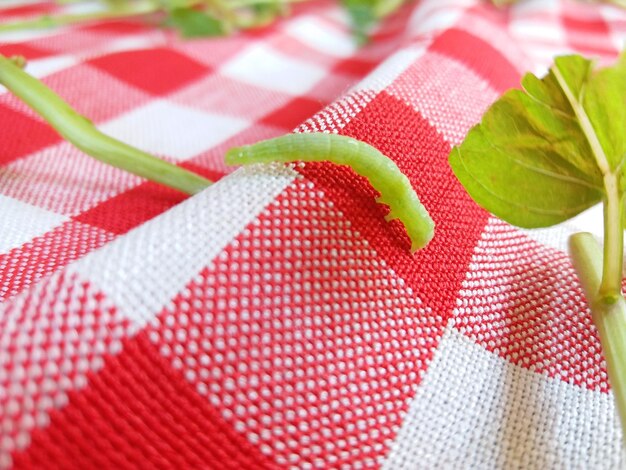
[1,0,625,468]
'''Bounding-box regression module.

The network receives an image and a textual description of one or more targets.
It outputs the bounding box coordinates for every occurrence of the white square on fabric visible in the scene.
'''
[25,55,80,79]
[0,56,78,94]
[284,16,357,58]
[99,99,250,161]
[520,205,604,254]
[220,44,327,95]
[0,194,68,254]
[383,327,623,469]
[70,164,298,326]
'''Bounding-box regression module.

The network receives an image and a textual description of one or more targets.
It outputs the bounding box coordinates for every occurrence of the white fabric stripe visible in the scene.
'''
[283,15,357,58]
[599,6,626,57]
[383,327,624,469]
[350,46,428,95]
[386,52,500,146]
[220,43,327,95]
[0,56,79,95]
[0,28,63,45]
[70,164,298,326]
[406,0,475,39]
[100,100,250,161]
[0,194,68,254]
[519,205,604,255]
[296,89,378,134]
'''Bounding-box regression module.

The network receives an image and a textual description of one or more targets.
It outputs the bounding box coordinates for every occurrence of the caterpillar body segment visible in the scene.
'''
[225,133,435,252]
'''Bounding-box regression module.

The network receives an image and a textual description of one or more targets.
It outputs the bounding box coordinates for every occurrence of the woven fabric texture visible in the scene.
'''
[1,0,625,468]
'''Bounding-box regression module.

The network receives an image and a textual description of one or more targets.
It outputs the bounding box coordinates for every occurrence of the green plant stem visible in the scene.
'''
[0,0,313,34]
[0,55,211,195]
[552,65,623,299]
[569,232,626,434]
[0,1,158,33]
[227,0,306,6]
[602,178,624,300]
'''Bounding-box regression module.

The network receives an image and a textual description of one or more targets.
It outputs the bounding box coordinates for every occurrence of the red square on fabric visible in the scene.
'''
[82,19,152,35]
[144,177,447,468]
[0,43,51,60]
[299,91,489,319]
[563,13,610,35]
[0,270,135,466]
[332,58,378,77]
[88,48,210,95]
[74,181,189,235]
[1,3,56,19]
[178,161,225,182]
[563,10,614,56]
[259,97,325,130]
[11,333,275,469]
[0,104,59,165]
[0,220,113,302]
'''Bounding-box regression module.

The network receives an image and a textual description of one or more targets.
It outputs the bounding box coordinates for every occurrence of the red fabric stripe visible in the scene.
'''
[0,104,59,165]
[12,333,279,470]
[454,221,609,392]
[299,91,489,317]
[0,221,113,302]
[260,97,326,130]
[430,28,520,92]
[81,19,153,35]
[0,3,57,19]
[142,174,447,468]
[73,182,189,235]
[332,58,378,77]
[563,12,615,56]
[178,161,225,183]
[0,44,51,60]
[89,48,211,96]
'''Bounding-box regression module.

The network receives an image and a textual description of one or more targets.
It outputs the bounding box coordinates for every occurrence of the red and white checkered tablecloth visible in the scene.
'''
[1,0,625,468]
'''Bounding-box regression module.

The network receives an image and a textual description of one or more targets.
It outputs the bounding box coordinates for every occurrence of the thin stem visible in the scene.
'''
[0,1,158,33]
[0,0,315,34]
[0,55,211,195]
[602,177,624,300]
[553,65,624,299]
[569,233,626,435]
[227,0,309,7]
[552,66,611,178]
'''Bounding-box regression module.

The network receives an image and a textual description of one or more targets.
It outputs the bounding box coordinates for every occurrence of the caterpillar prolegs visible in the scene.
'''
[225,133,435,252]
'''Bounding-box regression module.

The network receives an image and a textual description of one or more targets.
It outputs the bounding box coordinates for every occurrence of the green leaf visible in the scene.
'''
[341,0,377,45]
[582,54,626,172]
[167,8,225,38]
[448,53,626,228]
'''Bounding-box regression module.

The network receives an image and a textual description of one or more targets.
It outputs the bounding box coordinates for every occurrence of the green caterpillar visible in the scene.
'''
[225,133,434,252]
